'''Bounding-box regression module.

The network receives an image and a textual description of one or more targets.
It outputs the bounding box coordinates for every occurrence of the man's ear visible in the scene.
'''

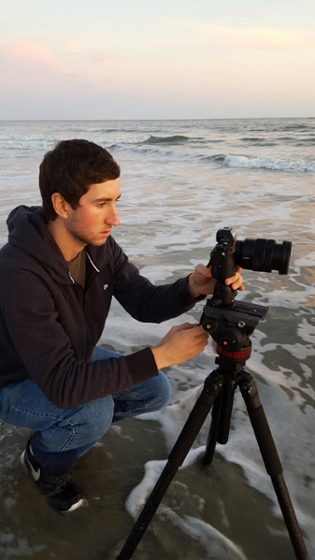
[51,193,70,219]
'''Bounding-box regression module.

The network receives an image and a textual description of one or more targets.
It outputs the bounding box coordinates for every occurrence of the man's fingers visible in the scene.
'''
[224,266,244,291]
[180,323,208,333]
[171,322,198,332]
[152,322,210,369]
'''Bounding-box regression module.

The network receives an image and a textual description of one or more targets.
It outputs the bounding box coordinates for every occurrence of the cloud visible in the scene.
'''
[0,40,166,112]
[0,40,66,73]
[167,21,315,52]
[66,40,86,55]
[0,40,69,94]
[0,40,113,95]
[0,38,164,97]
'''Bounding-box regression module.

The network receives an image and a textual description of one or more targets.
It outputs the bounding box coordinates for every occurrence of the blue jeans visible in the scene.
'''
[0,347,171,476]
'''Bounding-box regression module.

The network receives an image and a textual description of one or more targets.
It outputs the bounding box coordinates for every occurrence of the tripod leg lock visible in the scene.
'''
[200,371,224,406]
[239,371,262,409]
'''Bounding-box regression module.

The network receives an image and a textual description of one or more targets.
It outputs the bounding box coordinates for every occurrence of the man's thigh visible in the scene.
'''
[0,379,67,430]
[0,347,118,430]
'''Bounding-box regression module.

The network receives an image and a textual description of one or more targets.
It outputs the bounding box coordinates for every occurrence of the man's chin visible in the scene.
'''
[92,238,108,246]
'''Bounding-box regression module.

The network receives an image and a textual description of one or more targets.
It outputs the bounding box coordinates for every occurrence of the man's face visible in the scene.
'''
[65,178,121,247]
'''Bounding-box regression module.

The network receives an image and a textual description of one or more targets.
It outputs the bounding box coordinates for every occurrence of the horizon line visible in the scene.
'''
[0,116,314,122]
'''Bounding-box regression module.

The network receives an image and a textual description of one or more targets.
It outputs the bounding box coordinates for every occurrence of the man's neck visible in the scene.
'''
[47,219,85,262]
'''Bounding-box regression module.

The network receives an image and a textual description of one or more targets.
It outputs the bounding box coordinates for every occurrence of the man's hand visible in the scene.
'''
[188,264,244,299]
[151,323,210,370]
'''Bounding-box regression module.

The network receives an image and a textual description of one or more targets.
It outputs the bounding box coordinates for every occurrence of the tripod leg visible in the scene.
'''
[239,371,309,560]
[203,367,240,464]
[203,389,222,465]
[116,371,223,560]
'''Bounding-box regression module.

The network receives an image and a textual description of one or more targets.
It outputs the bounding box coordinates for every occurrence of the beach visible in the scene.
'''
[0,118,314,560]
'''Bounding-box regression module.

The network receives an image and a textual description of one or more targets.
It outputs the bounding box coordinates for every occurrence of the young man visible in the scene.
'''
[0,140,243,512]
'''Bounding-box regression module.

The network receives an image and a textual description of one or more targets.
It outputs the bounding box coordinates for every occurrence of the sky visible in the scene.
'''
[0,0,314,119]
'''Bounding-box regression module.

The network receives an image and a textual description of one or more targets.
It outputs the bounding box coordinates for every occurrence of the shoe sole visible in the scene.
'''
[47,491,85,513]
[21,450,85,512]
[62,498,85,512]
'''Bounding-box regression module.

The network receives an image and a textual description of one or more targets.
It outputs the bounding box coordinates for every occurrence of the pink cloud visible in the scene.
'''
[11,41,63,66]
[0,40,97,94]
[0,40,67,80]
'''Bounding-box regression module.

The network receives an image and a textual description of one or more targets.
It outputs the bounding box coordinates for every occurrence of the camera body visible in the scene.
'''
[200,227,292,353]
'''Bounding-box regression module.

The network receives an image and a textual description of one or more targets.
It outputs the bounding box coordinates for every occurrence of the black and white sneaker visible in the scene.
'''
[21,438,84,512]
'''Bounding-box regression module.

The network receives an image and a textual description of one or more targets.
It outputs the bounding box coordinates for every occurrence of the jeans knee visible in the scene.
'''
[146,371,172,413]
[70,395,114,444]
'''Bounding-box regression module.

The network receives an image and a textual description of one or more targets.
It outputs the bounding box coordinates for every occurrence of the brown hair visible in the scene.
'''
[39,139,120,221]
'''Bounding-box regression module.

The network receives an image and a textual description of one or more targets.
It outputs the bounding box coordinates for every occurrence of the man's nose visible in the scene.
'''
[107,206,120,227]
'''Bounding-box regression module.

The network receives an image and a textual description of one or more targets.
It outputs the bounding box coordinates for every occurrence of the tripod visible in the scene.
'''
[116,297,309,560]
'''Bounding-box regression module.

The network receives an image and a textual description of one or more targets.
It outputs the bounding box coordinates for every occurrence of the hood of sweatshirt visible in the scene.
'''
[6,205,112,283]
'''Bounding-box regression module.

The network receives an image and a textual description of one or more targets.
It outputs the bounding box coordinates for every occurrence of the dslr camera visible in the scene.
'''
[200,227,292,352]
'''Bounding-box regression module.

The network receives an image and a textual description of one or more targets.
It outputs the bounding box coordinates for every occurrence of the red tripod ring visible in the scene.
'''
[217,345,252,360]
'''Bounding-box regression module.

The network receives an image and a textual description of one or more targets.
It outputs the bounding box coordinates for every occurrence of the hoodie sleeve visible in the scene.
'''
[0,261,158,408]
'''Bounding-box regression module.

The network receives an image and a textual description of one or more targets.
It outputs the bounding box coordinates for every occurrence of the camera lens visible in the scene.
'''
[234,238,292,275]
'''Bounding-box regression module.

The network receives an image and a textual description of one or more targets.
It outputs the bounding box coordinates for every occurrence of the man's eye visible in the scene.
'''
[98,203,106,207]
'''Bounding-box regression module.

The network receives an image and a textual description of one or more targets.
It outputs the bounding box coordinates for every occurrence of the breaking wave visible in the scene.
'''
[202,153,315,173]
[142,135,191,145]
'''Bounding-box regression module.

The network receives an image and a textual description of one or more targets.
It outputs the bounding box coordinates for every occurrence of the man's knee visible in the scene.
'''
[66,395,115,444]
[145,371,172,413]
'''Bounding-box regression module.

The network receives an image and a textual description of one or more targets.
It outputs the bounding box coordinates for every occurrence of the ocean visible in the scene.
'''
[0,118,314,560]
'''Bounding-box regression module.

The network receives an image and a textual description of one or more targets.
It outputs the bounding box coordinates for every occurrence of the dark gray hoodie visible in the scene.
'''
[0,206,197,408]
